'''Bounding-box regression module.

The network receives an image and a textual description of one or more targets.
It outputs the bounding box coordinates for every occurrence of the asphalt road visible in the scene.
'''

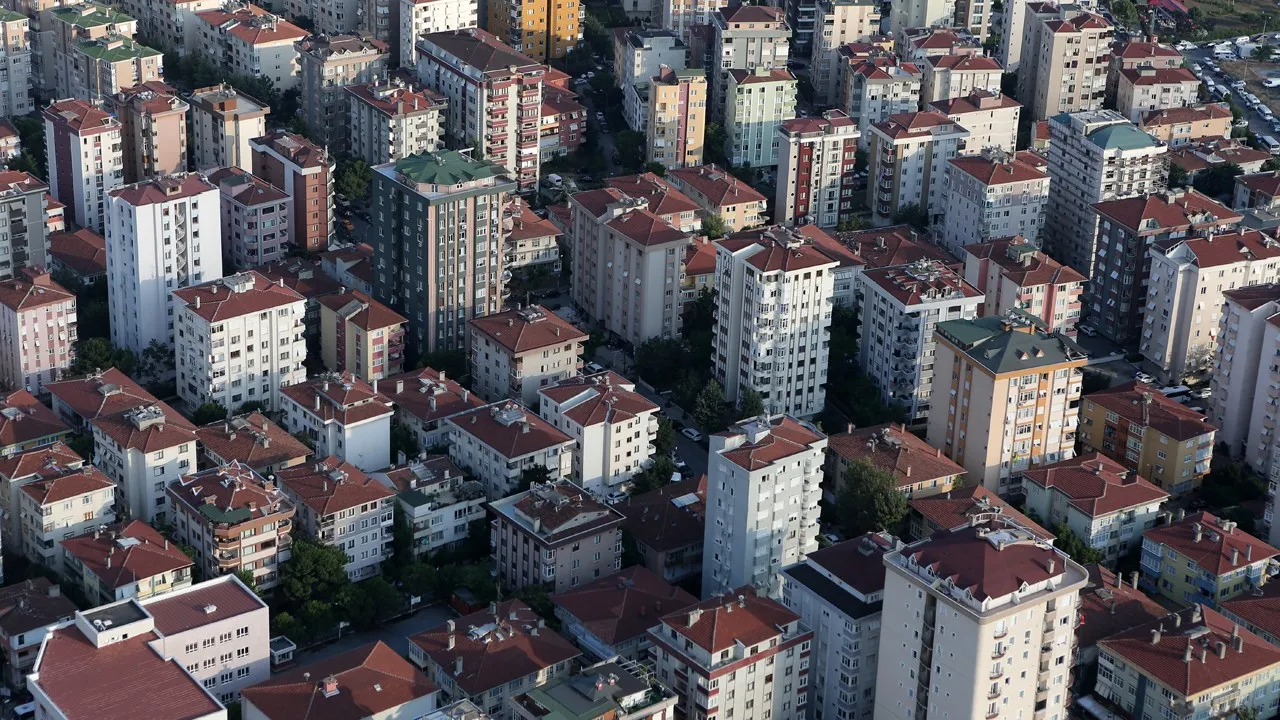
[1181,42,1280,139]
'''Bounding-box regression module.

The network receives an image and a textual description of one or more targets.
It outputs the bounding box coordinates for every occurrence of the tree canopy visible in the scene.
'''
[1193,163,1243,199]
[834,459,908,538]
[1052,522,1102,565]
[190,402,229,426]
[278,538,351,610]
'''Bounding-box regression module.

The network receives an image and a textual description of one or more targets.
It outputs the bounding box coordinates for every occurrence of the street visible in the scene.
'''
[1180,41,1280,139]
[298,602,456,665]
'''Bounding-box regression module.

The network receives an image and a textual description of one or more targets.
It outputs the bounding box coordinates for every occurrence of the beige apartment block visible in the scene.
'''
[614,28,685,134]
[468,305,585,408]
[189,84,270,172]
[1108,39,1183,103]
[1116,67,1201,123]
[60,520,194,604]
[0,443,85,561]
[867,110,969,226]
[18,465,114,573]
[42,98,123,234]
[537,371,659,494]
[1017,6,1113,121]
[194,4,306,92]
[70,33,161,103]
[646,65,706,171]
[928,89,1020,154]
[45,3,136,100]
[921,53,1001,104]
[503,197,561,274]
[317,289,407,383]
[667,164,766,232]
[1141,103,1233,147]
[112,81,188,184]
[809,0,880,104]
[962,239,1085,336]
[297,33,387,146]
[928,315,1087,493]
[345,79,446,166]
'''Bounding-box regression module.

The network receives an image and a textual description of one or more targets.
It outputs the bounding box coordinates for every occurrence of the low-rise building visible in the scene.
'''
[1172,140,1271,184]
[447,401,573,501]
[1141,103,1233,146]
[906,483,1050,540]
[489,479,625,594]
[276,456,396,581]
[503,197,561,275]
[0,443,85,563]
[168,462,295,592]
[825,422,966,499]
[1079,381,1216,496]
[1074,564,1167,667]
[510,658,678,720]
[1020,453,1168,563]
[940,150,1050,256]
[1139,511,1279,606]
[0,269,77,396]
[346,79,446,166]
[371,455,484,558]
[382,368,484,451]
[551,565,696,662]
[962,238,1086,336]
[667,164,767,232]
[1116,67,1201,122]
[409,600,580,717]
[469,306,587,408]
[18,465,114,573]
[316,290,406,383]
[47,229,107,286]
[279,373,393,473]
[195,412,310,475]
[60,520,194,605]
[617,477,705,585]
[927,89,1019,156]
[207,167,291,270]
[920,54,1002,104]
[0,577,76,689]
[867,111,970,226]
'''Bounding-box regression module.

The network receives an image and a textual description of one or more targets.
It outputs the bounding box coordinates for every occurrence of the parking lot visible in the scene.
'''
[1181,37,1280,142]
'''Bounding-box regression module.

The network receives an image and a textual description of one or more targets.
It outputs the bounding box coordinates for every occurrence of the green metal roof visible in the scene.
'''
[51,3,134,27]
[0,9,27,22]
[393,150,506,186]
[77,35,160,61]
[936,316,1088,375]
[1088,122,1157,151]
[197,503,252,526]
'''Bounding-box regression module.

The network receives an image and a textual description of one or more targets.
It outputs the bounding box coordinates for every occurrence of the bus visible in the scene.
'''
[1263,135,1280,155]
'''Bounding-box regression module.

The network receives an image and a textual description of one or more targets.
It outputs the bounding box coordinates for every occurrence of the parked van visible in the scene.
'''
[1264,135,1280,154]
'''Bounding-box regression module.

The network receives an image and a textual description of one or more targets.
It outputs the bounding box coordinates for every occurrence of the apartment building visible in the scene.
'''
[484,0,574,63]
[1021,453,1168,562]
[70,34,163,105]
[285,0,359,35]
[249,131,333,254]
[1117,67,1201,123]
[415,29,545,191]
[648,590,814,720]
[646,66,706,171]
[826,423,966,499]
[504,196,560,274]
[48,228,106,286]
[0,269,76,399]
[1140,511,1279,606]
[907,483,1050,541]
[614,28,684,133]
[940,150,1049,256]
[781,533,896,720]
[724,67,796,168]
[44,4,137,99]
[195,411,309,474]
[838,57,921,149]
[42,99,123,233]
[928,89,1019,154]
[207,167,290,270]
[702,415,825,599]
[112,82,187,184]
[189,84,270,172]
[446,401,572,500]
[616,476,704,584]
[867,111,969,227]
[0,442,82,575]
[537,371,658,494]
[399,0,476,66]
[370,150,514,356]
[538,87,587,161]
[1170,140,1271,184]
[1221,583,1280,648]
[711,227,836,418]
[490,478,624,593]
[510,658,677,720]
[809,0,879,104]
[666,164,766,232]
[928,315,1087,493]
[173,271,307,416]
[1145,231,1280,386]
[382,367,484,450]
[659,0,732,44]
[105,173,223,355]
[919,54,1000,106]
[371,455,483,557]
[346,79,446,166]
[297,33,387,146]
[857,260,984,424]
[0,11,31,118]
[552,565,695,662]
[60,520,194,604]
[962,239,1085,336]
[193,4,306,92]
[92,402,199,524]
[246,641,438,718]
[279,373,392,472]
[0,173,51,283]
[1017,7,1112,121]
[875,518,1087,720]
[1142,103,1234,147]
[468,306,583,408]
[0,577,76,689]
[18,464,114,572]
[775,110,860,229]
[1079,381,1216,496]
[566,188,691,346]
[168,462,295,591]
[277,456,395,580]
[604,173,701,233]
[316,289,406,383]
[319,244,374,295]
[409,600,580,718]
[708,5,789,117]
[1043,110,1169,280]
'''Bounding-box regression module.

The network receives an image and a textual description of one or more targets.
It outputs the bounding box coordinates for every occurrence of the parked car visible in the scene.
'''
[1135,371,1157,384]
[605,490,628,505]
[681,427,704,442]
[1266,78,1280,88]
[584,361,605,374]
[1078,325,1097,337]
[1190,388,1213,399]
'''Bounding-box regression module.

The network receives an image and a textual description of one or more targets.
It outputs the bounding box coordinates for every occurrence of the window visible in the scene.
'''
[237,647,250,659]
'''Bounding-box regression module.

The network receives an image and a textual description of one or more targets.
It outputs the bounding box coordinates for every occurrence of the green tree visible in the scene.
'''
[634,337,689,389]
[390,422,421,462]
[701,214,727,239]
[1265,157,1280,172]
[1193,163,1244,198]
[1110,0,1138,26]
[70,338,136,376]
[1167,162,1189,189]
[271,611,305,642]
[233,569,259,595]
[893,203,929,232]
[339,577,401,630]
[834,459,908,538]
[738,388,765,418]
[1256,44,1276,61]
[615,130,646,172]
[415,349,467,380]
[136,339,175,391]
[236,400,270,414]
[298,599,337,639]
[644,162,668,177]
[401,563,438,599]
[190,402,229,425]
[335,158,373,204]
[8,116,47,180]
[67,433,95,462]
[278,538,351,610]
[1053,522,1103,565]
[513,584,556,624]
[1237,706,1260,720]
[705,124,730,168]
[854,148,869,173]
[693,380,727,433]
[835,217,865,232]
[632,454,676,493]
[653,416,678,457]
[519,465,554,492]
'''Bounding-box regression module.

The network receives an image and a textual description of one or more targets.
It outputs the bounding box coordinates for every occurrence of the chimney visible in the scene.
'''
[321,675,339,697]
[1152,628,1162,644]
[1200,649,1207,663]
[47,584,60,598]
[447,633,455,649]
[454,657,463,675]
[1193,523,1203,543]
[1233,635,1245,653]
[1247,545,1253,561]
[396,380,404,394]
[314,395,321,412]
[1184,644,1193,662]
[1130,571,1139,589]
[1174,613,1182,628]
[1176,508,1186,521]
[1217,641,1227,660]
[1046,558,1056,574]
[1232,547,1240,565]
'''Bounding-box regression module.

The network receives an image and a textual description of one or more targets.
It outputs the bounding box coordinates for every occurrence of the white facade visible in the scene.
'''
[189,85,269,173]
[346,81,446,166]
[808,0,879,105]
[18,469,114,573]
[371,459,484,558]
[279,376,393,473]
[775,110,861,228]
[173,272,307,417]
[702,415,826,599]
[537,372,658,495]
[105,174,223,355]
[711,229,836,418]
[278,457,396,581]
[192,7,303,91]
[445,402,573,501]
[725,69,796,168]
[43,100,123,233]
[0,14,33,118]
[840,61,922,150]
[940,152,1050,257]
[398,0,478,67]
[0,273,78,396]
[867,112,970,227]
[614,29,686,134]
[930,93,1020,154]
[91,406,199,524]
[1022,466,1166,564]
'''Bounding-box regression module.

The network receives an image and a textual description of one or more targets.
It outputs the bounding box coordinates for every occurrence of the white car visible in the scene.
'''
[1078,325,1098,337]
[605,490,628,505]
[1232,80,1248,89]
[681,427,704,442]
[1190,388,1213,399]
[1135,372,1157,384]
[1266,78,1280,88]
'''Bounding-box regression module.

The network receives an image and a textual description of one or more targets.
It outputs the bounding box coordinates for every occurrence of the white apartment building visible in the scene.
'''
[659,0,731,44]
[469,305,587,408]
[867,111,970,227]
[193,4,306,92]
[709,4,790,118]
[839,58,922,149]
[780,533,895,720]
[279,372,393,473]
[277,456,396,581]
[1021,453,1168,563]
[614,28,686,134]
[928,89,1020,154]
[1209,285,1280,492]
[857,260,983,424]
[382,367,485,450]
[105,173,223,355]
[18,465,114,573]
[42,99,123,233]
[537,371,658,495]
[875,519,1088,720]
[1043,109,1168,280]
[398,0,477,67]
[0,12,32,118]
[725,67,796,168]
[1116,67,1201,123]
[648,592,814,720]
[189,84,270,173]
[962,239,1086,336]
[346,80,446,166]
[0,270,77,396]
[702,415,826,599]
[445,401,572,501]
[712,227,836,418]
[0,442,85,564]
[173,271,307,417]
[371,455,484,558]
[775,110,861,229]
[808,0,880,105]
[1144,231,1280,385]
[921,54,1002,105]
[92,403,199,524]
[941,150,1050,257]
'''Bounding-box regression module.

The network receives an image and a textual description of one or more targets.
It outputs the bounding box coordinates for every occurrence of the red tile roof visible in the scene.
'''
[1020,452,1168,518]
[0,271,75,313]
[208,166,289,205]
[1076,564,1168,652]
[108,173,216,207]
[382,367,484,427]
[683,239,718,277]
[606,210,689,247]
[196,412,310,471]
[0,442,83,481]
[46,368,159,423]
[904,520,1070,601]
[43,99,119,134]
[1165,228,1280,268]
[718,416,824,472]
[803,532,897,596]
[781,109,859,136]
[827,224,952,270]
[604,173,700,218]
[1143,511,1278,576]
[317,289,405,331]
[618,476,706,554]
[1085,381,1216,441]
[909,485,1052,539]
[552,566,696,647]
[469,305,587,354]
[1221,582,1280,643]
[48,228,107,278]
[144,574,266,635]
[168,461,295,526]
[250,131,330,170]
[1119,67,1199,86]
[538,371,658,427]
[929,89,1021,116]
[0,170,45,194]
[0,578,77,637]
[280,372,393,426]
[172,270,304,322]
[948,154,1047,185]
[1236,171,1280,197]
[345,81,446,118]
[257,258,343,300]
[505,197,561,243]
[410,600,581,695]
[718,4,785,23]
[925,54,1003,71]
[963,238,1087,287]
[20,465,113,505]
[60,520,193,590]
[0,390,70,449]
[659,586,803,654]
[667,164,766,207]
[1141,103,1233,128]
[727,68,795,86]
[827,423,966,489]
[505,479,625,544]
[417,28,544,77]
[448,401,572,460]
[715,228,841,273]
[1092,189,1239,234]
[195,4,308,45]
[861,260,981,307]
[872,111,965,140]
[276,456,393,516]
[1099,605,1280,696]
[91,403,197,454]
[1116,41,1182,59]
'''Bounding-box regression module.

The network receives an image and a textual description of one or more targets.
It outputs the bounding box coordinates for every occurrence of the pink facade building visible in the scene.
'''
[0,268,76,395]
[961,238,1086,336]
